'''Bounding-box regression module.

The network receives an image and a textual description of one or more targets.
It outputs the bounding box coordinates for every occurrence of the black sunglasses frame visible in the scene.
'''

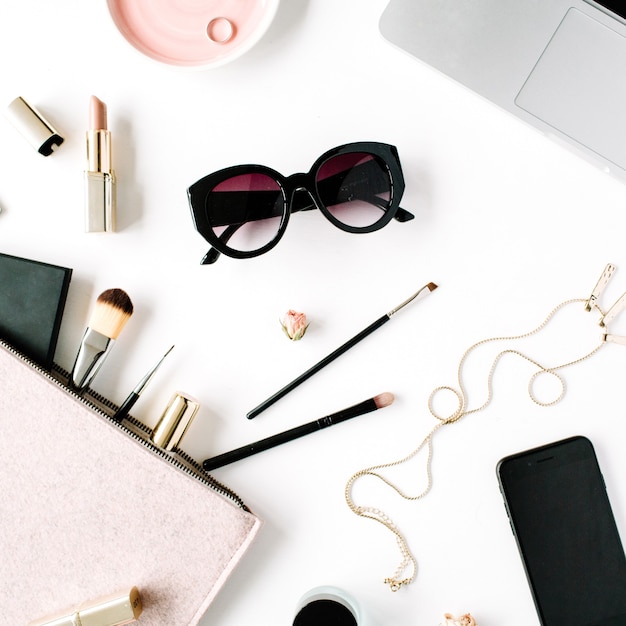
[187,142,413,264]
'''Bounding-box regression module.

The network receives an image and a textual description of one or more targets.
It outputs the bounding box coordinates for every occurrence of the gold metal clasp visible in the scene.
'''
[586,263,616,312]
[603,333,626,346]
[600,291,626,327]
[585,263,626,328]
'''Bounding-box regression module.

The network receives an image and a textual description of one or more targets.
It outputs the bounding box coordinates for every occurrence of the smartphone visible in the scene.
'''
[497,435,626,625]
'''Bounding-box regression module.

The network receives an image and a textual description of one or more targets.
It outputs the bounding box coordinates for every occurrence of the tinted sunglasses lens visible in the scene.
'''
[206,173,284,253]
[315,152,392,228]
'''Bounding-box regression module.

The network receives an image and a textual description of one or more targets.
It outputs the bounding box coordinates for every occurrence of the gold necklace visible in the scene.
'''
[345,263,624,591]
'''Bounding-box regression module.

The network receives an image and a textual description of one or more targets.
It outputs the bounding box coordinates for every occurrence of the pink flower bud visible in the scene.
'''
[280,310,309,341]
[441,614,477,626]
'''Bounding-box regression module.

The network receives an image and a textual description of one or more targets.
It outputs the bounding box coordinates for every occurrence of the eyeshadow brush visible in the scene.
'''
[112,344,175,422]
[204,392,394,471]
[247,282,437,419]
[69,288,134,392]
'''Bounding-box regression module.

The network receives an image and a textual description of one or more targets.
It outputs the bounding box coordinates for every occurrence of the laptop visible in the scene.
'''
[380,0,626,182]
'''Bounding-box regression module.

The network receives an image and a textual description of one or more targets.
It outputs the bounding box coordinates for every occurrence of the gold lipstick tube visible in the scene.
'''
[27,587,142,626]
[151,391,200,451]
[85,96,116,232]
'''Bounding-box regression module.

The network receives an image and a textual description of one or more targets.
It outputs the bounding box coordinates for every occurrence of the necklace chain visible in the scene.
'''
[345,297,607,591]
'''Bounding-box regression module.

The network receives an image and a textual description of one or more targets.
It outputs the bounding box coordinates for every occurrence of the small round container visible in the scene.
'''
[293,586,360,626]
[107,0,281,70]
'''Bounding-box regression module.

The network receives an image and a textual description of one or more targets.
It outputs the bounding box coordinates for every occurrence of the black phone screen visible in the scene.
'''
[590,0,626,21]
[497,436,626,625]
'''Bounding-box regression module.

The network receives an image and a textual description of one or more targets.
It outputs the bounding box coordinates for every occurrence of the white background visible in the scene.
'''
[1,2,626,625]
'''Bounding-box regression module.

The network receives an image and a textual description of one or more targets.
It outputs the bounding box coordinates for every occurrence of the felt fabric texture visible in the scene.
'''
[0,343,261,625]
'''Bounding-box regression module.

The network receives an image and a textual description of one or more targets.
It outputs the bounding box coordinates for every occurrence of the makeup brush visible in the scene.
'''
[69,288,134,392]
[204,392,394,471]
[112,345,175,422]
[247,282,437,419]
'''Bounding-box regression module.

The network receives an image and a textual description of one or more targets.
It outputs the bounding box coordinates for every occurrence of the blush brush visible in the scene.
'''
[69,288,134,392]
[204,392,394,471]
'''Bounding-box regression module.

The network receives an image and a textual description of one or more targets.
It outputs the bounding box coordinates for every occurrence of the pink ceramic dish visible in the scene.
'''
[107,0,280,69]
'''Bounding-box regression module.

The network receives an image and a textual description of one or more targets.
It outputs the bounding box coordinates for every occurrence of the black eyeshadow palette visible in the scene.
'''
[0,252,72,369]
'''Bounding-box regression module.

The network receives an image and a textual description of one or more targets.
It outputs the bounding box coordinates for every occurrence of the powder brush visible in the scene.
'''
[69,288,134,392]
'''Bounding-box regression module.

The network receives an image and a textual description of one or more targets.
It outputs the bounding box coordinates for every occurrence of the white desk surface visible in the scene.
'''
[2,2,626,625]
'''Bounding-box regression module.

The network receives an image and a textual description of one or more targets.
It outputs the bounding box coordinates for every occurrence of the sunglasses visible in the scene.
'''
[187,142,414,264]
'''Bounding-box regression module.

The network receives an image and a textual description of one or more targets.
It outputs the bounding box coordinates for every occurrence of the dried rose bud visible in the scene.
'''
[280,310,309,341]
[441,614,477,626]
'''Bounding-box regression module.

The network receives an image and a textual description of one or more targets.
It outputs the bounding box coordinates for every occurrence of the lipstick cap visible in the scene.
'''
[4,97,64,156]
[27,587,142,626]
[151,392,200,451]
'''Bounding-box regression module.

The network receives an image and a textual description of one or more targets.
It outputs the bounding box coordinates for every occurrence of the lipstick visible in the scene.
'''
[27,586,142,626]
[85,95,116,232]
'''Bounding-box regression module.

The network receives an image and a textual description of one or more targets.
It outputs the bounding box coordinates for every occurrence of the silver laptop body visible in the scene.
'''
[380,0,626,182]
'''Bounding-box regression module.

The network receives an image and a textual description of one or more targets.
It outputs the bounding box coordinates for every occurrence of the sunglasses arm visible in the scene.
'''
[394,207,414,222]
[201,247,221,265]
[200,222,245,264]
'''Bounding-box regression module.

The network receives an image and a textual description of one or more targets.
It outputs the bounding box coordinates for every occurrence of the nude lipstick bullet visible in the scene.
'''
[85,95,116,232]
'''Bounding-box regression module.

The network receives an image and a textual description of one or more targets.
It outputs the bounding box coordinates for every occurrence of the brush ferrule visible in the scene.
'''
[387,282,436,317]
[69,327,115,391]
[324,398,378,426]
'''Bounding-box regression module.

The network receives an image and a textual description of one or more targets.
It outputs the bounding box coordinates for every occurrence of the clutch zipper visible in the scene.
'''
[0,340,250,512]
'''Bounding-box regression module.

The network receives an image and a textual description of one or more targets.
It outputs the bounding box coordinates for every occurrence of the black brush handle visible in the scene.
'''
[246,314,389,419]
[206,397,378,471]
[112,392,139,422]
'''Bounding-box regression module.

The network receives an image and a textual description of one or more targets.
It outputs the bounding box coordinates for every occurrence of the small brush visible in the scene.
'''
[69,288,134,392]
[112,345,175,422]
[247,282,437,419]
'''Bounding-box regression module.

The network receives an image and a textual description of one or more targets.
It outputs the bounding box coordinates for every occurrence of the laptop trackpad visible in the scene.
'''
[516,8,626,169]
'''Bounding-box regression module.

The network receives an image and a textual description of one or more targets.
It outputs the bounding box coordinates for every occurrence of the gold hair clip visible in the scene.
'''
[603,333,626,346]
[586,262,626,328]
[583,263,626,337]
[601,291,626,327]
[585,262,616,312]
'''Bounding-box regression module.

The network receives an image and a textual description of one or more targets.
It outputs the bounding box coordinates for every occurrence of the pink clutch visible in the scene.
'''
[0,341,261,625]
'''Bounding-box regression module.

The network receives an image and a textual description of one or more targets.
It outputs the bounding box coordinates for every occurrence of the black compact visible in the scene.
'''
[0,252,72,369]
